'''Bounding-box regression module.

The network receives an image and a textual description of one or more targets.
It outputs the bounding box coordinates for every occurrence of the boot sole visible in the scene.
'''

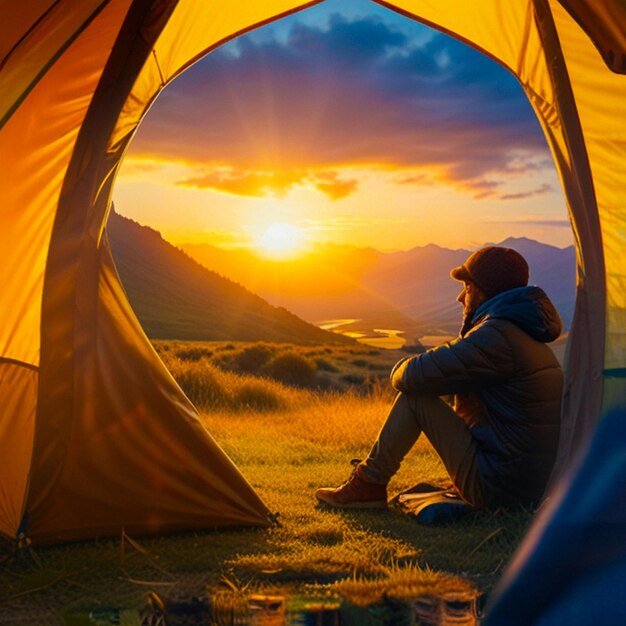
[316,496,388,510]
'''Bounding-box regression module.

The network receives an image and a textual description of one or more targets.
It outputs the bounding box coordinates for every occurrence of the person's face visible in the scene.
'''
[457,280,484,317]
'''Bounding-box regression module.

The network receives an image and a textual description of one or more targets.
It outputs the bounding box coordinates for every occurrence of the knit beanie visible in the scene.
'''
[450,246,529,298]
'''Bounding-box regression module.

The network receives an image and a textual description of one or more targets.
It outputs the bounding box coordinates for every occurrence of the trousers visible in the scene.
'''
[360,392,486,507]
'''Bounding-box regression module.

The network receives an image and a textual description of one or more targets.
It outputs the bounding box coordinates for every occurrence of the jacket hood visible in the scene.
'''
[468,286,562,343]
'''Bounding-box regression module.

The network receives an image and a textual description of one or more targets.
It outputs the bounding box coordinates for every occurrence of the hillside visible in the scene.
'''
[107,211,352,344]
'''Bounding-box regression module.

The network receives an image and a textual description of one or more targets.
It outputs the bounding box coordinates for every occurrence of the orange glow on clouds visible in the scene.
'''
[114,157,573,251]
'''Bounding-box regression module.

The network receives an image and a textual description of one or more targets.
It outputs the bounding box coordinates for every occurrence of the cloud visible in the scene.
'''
[500,184,552,200]
[408,154,555,199]
[118,158,164,177]
[129,12,549,197]
[396,172,431,185]
[482,215,570,227]
[304,215,410,232]
[191,228,252,247]
[287,13,408,65]
[523,219,570,227]
[178,166,357,200]
[311,171,358,199]
[467,179,503,200]
[179,168,302,197]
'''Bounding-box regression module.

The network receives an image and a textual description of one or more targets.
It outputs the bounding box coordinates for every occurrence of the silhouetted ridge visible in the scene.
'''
[107,211,352,344]
[181,235,576,335]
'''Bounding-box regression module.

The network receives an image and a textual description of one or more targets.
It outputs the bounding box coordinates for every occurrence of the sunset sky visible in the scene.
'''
[114,0,573,253]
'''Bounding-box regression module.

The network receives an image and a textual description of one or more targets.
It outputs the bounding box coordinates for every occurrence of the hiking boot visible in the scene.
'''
[316,459,388,509]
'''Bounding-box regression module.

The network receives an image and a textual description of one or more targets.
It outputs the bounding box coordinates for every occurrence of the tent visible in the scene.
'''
[485,407,626,625]
[0,0,624,546]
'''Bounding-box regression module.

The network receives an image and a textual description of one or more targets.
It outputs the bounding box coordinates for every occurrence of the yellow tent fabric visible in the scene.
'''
[0,0,624,544]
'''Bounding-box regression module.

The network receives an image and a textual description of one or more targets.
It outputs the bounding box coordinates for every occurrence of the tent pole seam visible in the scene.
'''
[151,49,165,87]
[0,1,113,131]
[0,357,38,372]
[160,0,327,87]
[0,0,65,70]
[29,0,180,535]
[371,0,520,78]
[531,0,606,485]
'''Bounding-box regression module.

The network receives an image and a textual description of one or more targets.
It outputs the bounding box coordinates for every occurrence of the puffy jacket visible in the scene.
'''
[391,286,563,507]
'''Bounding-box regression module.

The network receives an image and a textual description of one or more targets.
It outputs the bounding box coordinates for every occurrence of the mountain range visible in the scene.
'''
[107,211,352,344]
[181,236,576,340]
[108,208,575,346]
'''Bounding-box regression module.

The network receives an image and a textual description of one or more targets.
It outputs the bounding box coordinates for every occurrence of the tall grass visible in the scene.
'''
[163,355,308,412]
[159,340,400,416]
[159,344,399,456]
[155,339,405,393]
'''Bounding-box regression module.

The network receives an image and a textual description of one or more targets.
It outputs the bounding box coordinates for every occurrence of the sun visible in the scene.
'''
[258,222,304,258]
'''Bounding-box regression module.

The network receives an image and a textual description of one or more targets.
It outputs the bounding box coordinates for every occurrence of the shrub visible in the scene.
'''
[315,358,339,373]
[164,356,301,412]
[233,381,285,412]
[175,346,214,361]
[167,358,228,409]
[212,352,234,370]
[341,373,365,385]
[367,363,387,371]
[351,359,368,367]
[217,343,236,351]
[402,339,427,354]
[234,344,274,372]
[265,352,316,386]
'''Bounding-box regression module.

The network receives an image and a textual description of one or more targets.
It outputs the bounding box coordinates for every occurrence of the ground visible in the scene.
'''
[0,342,533,624]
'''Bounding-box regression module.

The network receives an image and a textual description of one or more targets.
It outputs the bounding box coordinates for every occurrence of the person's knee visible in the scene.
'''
[399,391,441,413]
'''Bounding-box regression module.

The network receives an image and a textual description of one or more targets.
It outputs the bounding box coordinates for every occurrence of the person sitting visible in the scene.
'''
[316,246,563,510]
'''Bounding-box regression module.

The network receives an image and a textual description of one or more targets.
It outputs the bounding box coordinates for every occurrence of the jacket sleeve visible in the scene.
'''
[391,320,516,395]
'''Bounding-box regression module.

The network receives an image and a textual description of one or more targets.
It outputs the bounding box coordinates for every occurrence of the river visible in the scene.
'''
[317,319,407,350]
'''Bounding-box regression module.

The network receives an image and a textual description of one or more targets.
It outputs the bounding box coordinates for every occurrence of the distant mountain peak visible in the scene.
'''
[492,236,573,252]
[498,236,537,244]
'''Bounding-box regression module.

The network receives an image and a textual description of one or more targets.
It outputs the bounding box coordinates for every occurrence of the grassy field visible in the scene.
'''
[0,341,534,623]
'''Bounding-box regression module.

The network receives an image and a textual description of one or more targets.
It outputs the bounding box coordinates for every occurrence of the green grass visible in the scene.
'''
[0,341,534,622]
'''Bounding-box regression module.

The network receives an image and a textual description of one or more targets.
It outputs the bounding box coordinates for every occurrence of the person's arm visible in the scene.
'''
[391,320,515,396]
